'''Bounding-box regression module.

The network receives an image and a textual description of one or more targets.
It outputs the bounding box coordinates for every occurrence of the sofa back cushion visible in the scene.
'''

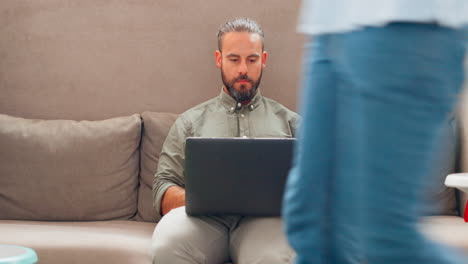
[137,111,178,222]
[0,114,141,221]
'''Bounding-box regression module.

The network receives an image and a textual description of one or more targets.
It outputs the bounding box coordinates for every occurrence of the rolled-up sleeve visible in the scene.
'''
[152,115,191,221]
[290,113,300,138]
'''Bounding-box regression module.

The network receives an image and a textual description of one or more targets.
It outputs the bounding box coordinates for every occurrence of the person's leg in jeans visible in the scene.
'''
[330,33,364,264]
[283,35,337,264]
[283,35,362,264]
[344,23,467,263]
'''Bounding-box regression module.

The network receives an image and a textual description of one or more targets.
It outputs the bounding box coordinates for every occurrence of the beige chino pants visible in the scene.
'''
[151,207,295,264]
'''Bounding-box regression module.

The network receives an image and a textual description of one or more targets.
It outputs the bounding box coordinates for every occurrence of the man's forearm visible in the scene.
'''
[161,185,186,215]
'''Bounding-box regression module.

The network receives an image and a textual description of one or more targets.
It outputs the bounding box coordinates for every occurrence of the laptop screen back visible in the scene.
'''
[184,137,295,216]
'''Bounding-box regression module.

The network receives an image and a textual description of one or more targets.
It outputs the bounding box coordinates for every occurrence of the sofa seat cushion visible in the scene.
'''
[421,216,468,255]
[0,220,156,264]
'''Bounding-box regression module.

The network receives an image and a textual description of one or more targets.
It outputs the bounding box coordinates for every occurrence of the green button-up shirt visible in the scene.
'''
[152,89,299,221]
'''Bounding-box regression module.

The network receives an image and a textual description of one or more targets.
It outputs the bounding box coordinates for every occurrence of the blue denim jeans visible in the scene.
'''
[283,23,467,264]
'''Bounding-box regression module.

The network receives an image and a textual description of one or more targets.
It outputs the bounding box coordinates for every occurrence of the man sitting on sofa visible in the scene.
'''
[151,17,299,264]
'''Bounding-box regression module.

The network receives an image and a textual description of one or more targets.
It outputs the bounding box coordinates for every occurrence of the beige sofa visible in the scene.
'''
[1,109,468,264]
[0,0,467,263]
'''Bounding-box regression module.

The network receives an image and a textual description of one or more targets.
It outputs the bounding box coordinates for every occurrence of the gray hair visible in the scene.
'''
[217,18,264,51]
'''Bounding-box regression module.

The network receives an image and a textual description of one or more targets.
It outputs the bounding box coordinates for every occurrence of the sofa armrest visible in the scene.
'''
[445,173,468,217]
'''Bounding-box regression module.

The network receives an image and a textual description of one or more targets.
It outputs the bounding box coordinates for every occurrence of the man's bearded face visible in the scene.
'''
[216,32,266,103]
[221,69,262,102]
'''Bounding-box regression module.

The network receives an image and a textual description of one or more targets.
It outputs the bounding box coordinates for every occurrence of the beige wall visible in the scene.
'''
[0,0,305,120]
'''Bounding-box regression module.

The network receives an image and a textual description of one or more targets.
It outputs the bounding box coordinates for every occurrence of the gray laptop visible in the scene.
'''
[184,137,295,216]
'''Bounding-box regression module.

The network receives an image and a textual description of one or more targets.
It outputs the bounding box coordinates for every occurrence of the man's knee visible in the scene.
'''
[232,217,295,264]
[151,229,207,264]
[150,209,201,263]
[151,209,227,264]
[151,240,174,264]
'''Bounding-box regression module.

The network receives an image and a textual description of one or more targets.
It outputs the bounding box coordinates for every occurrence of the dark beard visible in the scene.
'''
[221,70,262,102]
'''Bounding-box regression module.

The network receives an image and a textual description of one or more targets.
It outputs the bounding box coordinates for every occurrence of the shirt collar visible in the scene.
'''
[220,87,262,113]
